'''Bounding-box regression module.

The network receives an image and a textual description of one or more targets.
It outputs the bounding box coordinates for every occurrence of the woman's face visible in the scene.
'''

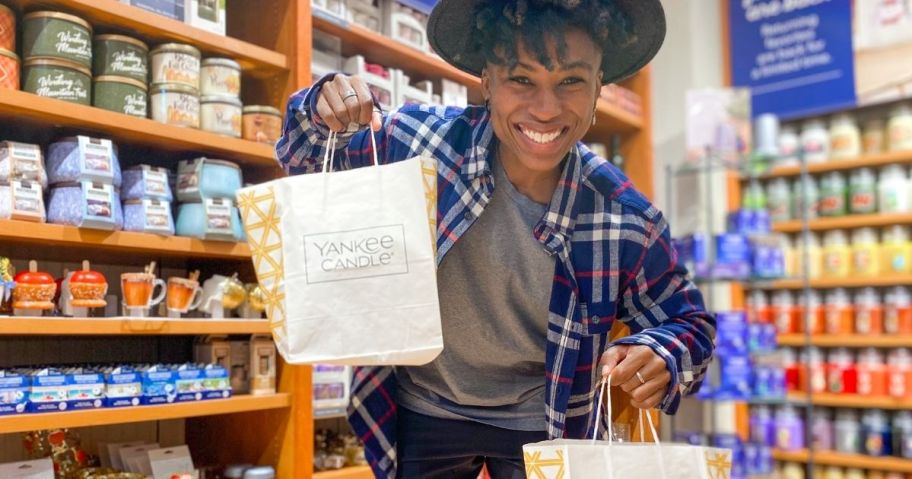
[482,28,602,175]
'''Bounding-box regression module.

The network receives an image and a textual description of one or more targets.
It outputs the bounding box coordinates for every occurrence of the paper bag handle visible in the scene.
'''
[592,375,661,446]
[320,126,380,174]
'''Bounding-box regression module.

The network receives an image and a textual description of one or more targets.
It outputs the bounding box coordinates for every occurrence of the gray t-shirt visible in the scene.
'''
[396,157,555,431]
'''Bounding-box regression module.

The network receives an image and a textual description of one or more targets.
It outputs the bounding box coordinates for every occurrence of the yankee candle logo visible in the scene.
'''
[304,225,409,283]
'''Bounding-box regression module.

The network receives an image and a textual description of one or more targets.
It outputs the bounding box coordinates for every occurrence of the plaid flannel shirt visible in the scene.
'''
[276,77,716,479]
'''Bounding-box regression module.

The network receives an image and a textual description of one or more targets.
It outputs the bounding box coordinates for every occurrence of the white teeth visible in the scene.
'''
[520,127,562,144]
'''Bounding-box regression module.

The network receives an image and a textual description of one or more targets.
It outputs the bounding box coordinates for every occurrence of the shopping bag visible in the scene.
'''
[237,130,442,365]
[523,379,733,479]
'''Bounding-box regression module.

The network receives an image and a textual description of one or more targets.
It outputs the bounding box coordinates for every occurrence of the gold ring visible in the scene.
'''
[636,371,646,385]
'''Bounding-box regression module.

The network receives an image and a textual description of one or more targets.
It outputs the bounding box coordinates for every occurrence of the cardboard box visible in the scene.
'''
[186,0,226,36]
[249,335,276,395]
[0,371,28,415]
[27,368,68,413]
[66,368,105,411]
[104,366,142,408]
[140,365,176,405]
[194,336,231,370]
[229,339,250,394]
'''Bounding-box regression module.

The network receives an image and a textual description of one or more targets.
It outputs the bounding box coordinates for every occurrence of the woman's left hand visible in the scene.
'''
[598,345,672,410]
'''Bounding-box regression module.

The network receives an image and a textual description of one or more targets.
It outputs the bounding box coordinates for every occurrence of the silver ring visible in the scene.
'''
[341,92,358,101]
[636,371,646,385]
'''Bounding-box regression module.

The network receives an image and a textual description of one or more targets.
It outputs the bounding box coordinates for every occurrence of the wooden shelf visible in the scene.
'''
[2,0,287,76]
[810,393,912,410]
[748,276,912,290]
[0,89,278,170]
[778,334,912,348]
[312,12,643,135]
[0,394,290,434]
[752,151,912,179]
[0,220,251,260]
[772,449,912,473]
[773,213,912,233]
[314,467,374,479]
[0,318,269,335]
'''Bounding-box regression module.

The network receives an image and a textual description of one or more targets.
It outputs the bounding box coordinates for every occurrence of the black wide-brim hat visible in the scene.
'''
[427,0,666,84]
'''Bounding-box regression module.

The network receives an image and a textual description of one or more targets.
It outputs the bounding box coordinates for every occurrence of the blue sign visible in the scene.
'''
[728,0,856,119]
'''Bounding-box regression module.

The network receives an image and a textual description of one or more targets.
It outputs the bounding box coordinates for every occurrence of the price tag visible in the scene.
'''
[203,198,234,240]
[81,182,116,230]
[77,136,115,182]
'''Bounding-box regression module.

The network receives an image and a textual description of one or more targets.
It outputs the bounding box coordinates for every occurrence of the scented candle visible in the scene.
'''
[773,290,799,334]
[884,287,912,335]
[892,411,912,458]
[852,228,880,276]
[811,409,834,451]
[801,346,828,394]
[802,290,825,334]
[887,349,912,399]
[826,288,855,335]
[782,348,801,393]
[775,405,806,451]
[819,172,848,217]
[862,410,892,456]
[748,290,773,324]
[828,348,858,394]
[751,406,777,447]
[857,348,888,397]
[849,168,878,214]
[835,409,862,453]
[854,287,884,335]
[823,230,852,278]
[881,226,911,275]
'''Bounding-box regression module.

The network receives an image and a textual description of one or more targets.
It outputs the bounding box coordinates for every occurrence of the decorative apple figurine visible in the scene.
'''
[69,260,108,309]
[13,260,56,310]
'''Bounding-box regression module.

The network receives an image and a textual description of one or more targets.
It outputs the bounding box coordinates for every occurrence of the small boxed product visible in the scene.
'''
[312,0,349,21]
[384,0,430,51]
[176,157,242,202]
[249,335,276,395]
[0,370,29,415]
[394,70,432,107]
[66,367,105,410]
[343,55,394,110]
[47,136,122,186]
[0,180,46,222]
[313,365,351,412]
[201,363,231,399]
[27,368,69,413]
[122,165,173,201]
[229,339,250,393]
[104,366,142,408]
[47,181,124,230]
[672,233,710,278]
[140,365,176,405]
[349,0,383,32]
[440,79,468,109]
[176,197,245,242]
[123,199,175,235]
[185,0,226,36]
[121,0,186,21]
[712,233,752,280]
[0,459,54,479]
[194,336,231,369]
[173,363,205,402]
[0,141,48,187]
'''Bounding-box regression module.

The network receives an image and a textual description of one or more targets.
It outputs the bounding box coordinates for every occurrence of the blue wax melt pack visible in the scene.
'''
[27,368,69,413]
[104,366,142,408]
[66,368,105,410]
[141,365,176,405]
[0,371,29,415]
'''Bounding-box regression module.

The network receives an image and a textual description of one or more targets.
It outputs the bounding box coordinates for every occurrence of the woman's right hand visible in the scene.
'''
[315,74,383,133]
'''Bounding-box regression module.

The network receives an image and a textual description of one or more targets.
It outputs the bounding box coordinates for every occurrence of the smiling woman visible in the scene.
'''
[276,1,716,479]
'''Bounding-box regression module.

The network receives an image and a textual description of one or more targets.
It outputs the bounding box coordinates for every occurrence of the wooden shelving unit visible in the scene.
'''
[773,213,912,233]
[0,318,270,336]
[809,393,912,410]
[0,220,251,260]
[748,275,912,290]
[0,394,291,434]
[772,449,912,473]
[0,89,277,170]
[778,334,912,348]
[749,151,912,179]
[313,467,374,479]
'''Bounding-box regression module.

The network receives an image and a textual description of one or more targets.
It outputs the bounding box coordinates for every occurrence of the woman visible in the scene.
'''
[277,1,716,478]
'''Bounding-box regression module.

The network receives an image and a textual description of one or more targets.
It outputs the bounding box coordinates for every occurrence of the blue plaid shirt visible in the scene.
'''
[277,77,716,479]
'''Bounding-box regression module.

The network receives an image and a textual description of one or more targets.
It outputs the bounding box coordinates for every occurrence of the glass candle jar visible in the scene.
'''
[850,168,878,214]
[884,287,912,335]
[823,230,852,278]
[857,348,888,397]
[888,103,912,152]
[802,119,830,163]
[830,113,862,159]
[852,227,881,277]
[881,226,911,275]
[826,288,855,335]
[854,287,884,336]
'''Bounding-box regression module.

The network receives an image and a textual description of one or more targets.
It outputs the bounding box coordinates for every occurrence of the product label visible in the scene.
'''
[54,28,91,61]
[157,52,199,86]
[11,180,44,220]
[122,91,148,117]
[34,71,89,103]
[304,224,408,284]
[81,182,116,230]
[109,48,147,76]
[886,308,899,334]
[142,167,169,198]
[7,142,43,182]
[143,199,171,233]
[77,137,115,182]
[204,103,241,135]
[854,249,875,274]
[203,198,233,239]
[203,65,240,96]
[176,159,201,199]
[851,190,877,213]
[819,192,846,216]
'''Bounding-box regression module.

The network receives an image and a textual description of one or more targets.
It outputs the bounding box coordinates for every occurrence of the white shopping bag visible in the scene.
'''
[523,379,733,479]
[237,131,442,365]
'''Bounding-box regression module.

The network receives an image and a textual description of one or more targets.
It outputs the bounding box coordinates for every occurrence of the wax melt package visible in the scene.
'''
[47,136,123,186]
[0,370,29,415]
[176,157,242,202]
[122,165,173,201]
[175,198,245,241]
[0,141,48,187]
[201,364,231,400]
[0,180,46,222]
[140,365,176,405]
[47,182,123,230]
[26,368,69,413]
[65,367,105,410]
[123,199,175,235]
[104,366,142,408]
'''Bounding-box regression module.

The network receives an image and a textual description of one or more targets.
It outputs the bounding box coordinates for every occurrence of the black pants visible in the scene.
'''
[396,407,549,479]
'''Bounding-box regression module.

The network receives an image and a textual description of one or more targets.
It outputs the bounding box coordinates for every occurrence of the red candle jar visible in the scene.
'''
[826,288,855,335]
[782,348,802,393]
[855,288,884,336]
[888,349,912,399]
[885,287,912,335]
[856,348,888,397]
[748,290,774,324]
[0,48,19,90]
[801,346,828,394]
[0,3,13,52]
[827,348,858,394]
[773,290,800,334]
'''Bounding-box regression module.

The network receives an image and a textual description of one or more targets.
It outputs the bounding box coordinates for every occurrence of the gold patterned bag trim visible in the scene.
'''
[236,157,438,352]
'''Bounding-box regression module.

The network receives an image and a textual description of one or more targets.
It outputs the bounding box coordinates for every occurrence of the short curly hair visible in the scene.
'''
[470,0,633,74]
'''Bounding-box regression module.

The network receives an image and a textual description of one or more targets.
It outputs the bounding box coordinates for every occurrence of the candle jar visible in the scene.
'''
[884,287,912,335]
[166,277,203,314]
[121,272,166,313]
[857,348,888,397]
[852,227,880,277]
[775,405,806,451]
[823,230,852,278]
[826,288,855,335]
[854,287,884,336]
[835,409,862,453]
[862,410,892,457]
[881,226,911,276]
[887,349,912,400]
[828,347,858,394]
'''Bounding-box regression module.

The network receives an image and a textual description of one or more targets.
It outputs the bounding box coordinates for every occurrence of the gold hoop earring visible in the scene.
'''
[592,115,597,126]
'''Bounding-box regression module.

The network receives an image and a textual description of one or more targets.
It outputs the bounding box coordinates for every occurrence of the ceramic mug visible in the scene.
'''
[166,277,203,313]
[121,272,166,309]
